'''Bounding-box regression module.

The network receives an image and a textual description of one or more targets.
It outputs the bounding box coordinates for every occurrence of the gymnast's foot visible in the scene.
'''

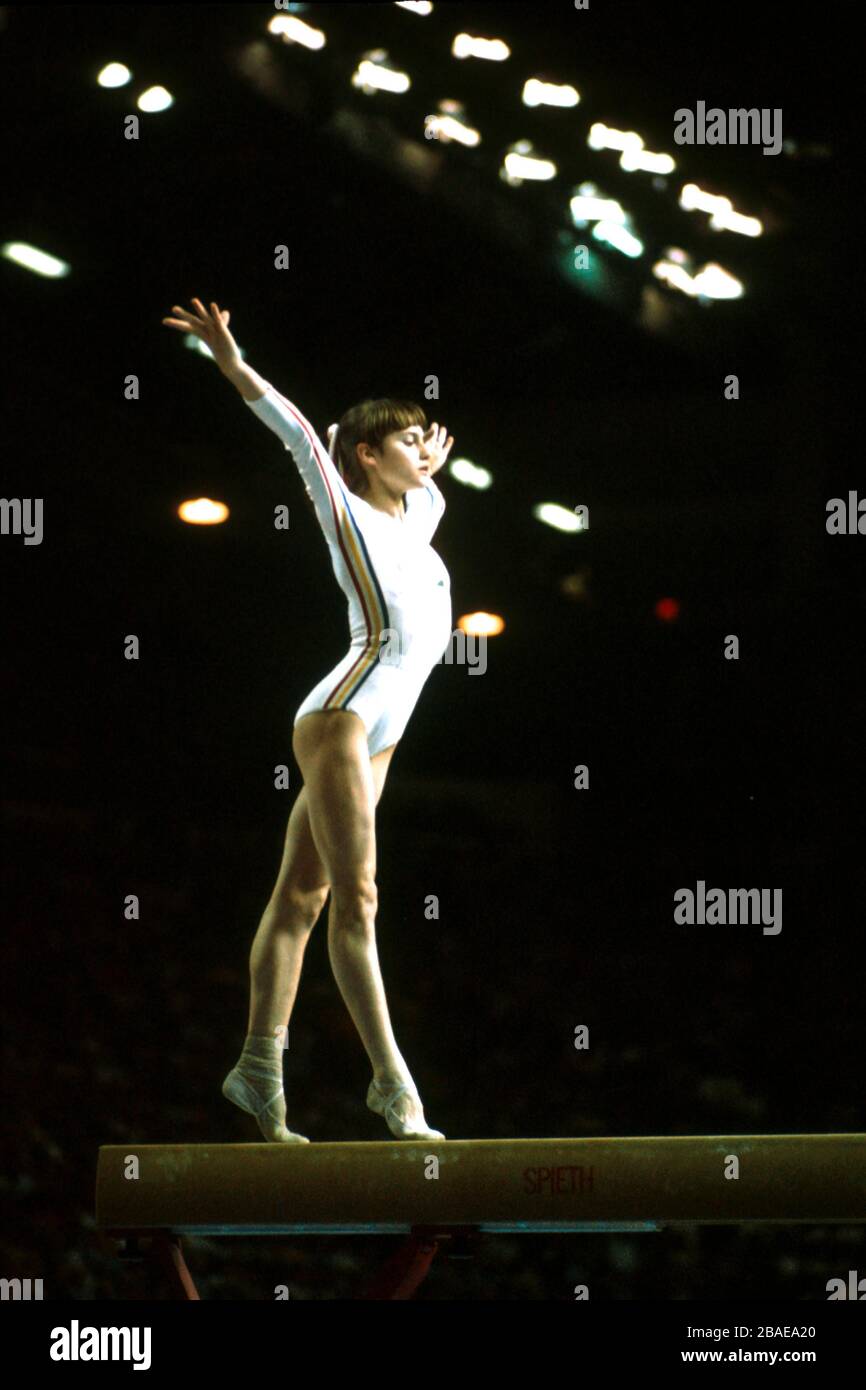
[367,1075,445,1140]
[222,1034,309,1143]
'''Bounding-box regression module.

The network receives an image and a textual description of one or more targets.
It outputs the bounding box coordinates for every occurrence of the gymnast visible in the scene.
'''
[162,298,453,1142]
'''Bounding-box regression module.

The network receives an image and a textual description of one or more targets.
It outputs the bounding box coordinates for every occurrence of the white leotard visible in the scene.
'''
[244,383,452,755]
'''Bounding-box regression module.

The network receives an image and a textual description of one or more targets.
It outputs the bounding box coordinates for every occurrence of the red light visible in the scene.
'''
[654,597,680,622]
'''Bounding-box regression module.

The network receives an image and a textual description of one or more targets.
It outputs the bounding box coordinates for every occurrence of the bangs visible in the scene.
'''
[364,399,427,446]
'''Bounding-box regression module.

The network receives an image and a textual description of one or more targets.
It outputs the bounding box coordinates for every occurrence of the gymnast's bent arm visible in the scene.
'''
[404,474,446,543]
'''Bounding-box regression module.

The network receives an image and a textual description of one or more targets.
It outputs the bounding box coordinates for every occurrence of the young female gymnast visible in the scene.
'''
[162,298,453,1142]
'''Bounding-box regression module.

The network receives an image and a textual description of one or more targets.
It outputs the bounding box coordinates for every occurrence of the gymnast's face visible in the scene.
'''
[362,425,431,492]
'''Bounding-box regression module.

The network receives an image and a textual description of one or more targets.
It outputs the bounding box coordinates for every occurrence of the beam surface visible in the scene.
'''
[96,1135,866,1235]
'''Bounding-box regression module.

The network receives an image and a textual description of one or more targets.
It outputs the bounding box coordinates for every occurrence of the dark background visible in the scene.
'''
[1,1,863,1299]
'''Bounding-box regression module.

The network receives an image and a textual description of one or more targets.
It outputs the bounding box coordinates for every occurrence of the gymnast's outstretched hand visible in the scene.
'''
[162,297,244,379]
[423,422,454,477]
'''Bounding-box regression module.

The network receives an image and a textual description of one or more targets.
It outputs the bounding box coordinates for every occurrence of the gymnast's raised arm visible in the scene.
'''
[162,297,350,540]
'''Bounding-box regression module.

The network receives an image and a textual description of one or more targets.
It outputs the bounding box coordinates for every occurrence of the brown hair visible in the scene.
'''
[328,398,428,500]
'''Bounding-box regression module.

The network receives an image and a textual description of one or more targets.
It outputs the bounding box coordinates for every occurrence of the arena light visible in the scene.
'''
[177,498,230,525]
[680,183,763,236]
[449,458,493,490]
[396,1,433,13]
[654,597,680,622]
[533,503,584,533]
[692,263,744,298]
[452,33,510,62]
[681,184,724,213]
[425,112,480,146]
[1,242,70,278]
[97,63,131,88]
[137,86,173,113]
[570,184,627,225]
[652,257,744,299]
[560,570,589,600]
[351,51,410,95]
[589,124,676,175]
[619,146,675,175]
[652,259,694,295]
[522,78,580,108]
[268,14,326,49]
[592,219,644,258]
[457,611,505,637]
[502,142,557,184]
[588,123,642,153]
[711,208,762,236]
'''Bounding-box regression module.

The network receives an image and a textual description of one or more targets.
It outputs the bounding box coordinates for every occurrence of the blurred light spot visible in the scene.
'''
[458,611,504,637]
[97,63,131,88]
[654,597,680,622]
[2,242,70,277]
[178,498,230,525]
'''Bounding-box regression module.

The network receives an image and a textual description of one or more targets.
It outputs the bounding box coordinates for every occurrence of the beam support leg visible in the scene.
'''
[359,1235,441,1299]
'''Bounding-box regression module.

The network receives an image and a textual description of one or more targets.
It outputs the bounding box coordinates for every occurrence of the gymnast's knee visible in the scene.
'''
[329,875,378,931]
[270,884,330,932]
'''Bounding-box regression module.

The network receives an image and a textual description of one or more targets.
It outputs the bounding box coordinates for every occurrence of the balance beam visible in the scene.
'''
[97,1134,866,1236]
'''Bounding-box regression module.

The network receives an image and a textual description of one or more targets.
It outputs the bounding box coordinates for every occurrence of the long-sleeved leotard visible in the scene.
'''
[244,383,452,755]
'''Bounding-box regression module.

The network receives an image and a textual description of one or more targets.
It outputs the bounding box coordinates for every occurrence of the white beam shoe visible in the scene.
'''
[222,1068,310,1144]
[367,1078,446,1140]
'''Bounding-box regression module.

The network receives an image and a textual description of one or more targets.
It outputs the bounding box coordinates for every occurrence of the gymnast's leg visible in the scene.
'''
[222,743,394,1141]
[246,749,396,1039]
[292,709,434,1133]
